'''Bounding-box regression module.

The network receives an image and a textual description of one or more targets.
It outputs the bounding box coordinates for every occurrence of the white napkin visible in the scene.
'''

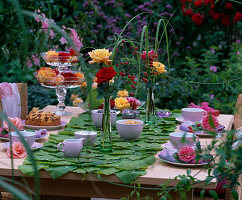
[0,83,21,118]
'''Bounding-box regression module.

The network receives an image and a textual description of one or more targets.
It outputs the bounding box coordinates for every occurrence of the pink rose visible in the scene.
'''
[178,146,196,162]
[126,97,141,110]
[7,142,27,159]
[0,83,13,98]
[202,114,219,131]
[141,50,158,62]
[3,117,23,132]
[189,102,220,116]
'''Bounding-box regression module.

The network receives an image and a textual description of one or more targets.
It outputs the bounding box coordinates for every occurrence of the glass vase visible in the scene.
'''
[145,87,156,125]
[99,95,112,153]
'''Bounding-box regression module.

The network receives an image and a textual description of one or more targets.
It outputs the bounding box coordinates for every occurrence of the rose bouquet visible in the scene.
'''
[88,48,117,152]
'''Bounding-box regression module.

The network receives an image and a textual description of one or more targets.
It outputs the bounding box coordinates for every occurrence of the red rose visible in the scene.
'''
[225,2,232,10]
[233,12,242,23]
[210,3,215,9]
[192,13,204,25]
[222,15,231,26]
[194,0,203,7]
[209,9,215,15]
[180,0,187,3]
[96,67,117,84]
[184,8,193,16]
[203,0,209,5]
[98,99,115,109]
[212,13,220,20]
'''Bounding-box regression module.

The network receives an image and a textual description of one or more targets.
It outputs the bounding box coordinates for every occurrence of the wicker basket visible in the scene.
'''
[0,83,28,120]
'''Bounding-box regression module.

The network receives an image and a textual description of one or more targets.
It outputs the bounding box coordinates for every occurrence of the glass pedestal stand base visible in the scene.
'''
[55,87,72,116]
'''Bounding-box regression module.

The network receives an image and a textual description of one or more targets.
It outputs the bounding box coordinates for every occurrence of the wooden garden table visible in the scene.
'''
[0,106,234,199]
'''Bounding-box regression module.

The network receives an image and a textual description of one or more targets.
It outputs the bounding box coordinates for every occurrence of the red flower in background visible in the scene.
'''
[194,0,203,7]
[192,13,204,25]
[225,2,232,10]
[222,15,231,26]
[96,67,117,84]
[212,13,220,20]
[181,0,241,26]
[233,12,242,23]
[184,8,194,16]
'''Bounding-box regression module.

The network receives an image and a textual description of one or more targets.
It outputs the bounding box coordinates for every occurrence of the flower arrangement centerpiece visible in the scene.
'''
[88,48,117,153]
[115,90,141,119]
[140,50,167,124]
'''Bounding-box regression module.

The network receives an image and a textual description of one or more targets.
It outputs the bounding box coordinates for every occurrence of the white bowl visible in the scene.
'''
[116,119,144,140]
[91,109,117,129]
[74,131,97,145]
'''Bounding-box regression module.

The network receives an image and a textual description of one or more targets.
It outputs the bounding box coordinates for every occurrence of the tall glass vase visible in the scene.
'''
[99,95,112,153]
[145,87,155,125]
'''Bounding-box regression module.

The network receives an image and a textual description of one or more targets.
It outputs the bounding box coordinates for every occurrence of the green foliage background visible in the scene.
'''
[0,0,241,113]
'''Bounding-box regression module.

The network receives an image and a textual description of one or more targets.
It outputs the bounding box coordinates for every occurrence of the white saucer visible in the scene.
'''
[1,142,43,150]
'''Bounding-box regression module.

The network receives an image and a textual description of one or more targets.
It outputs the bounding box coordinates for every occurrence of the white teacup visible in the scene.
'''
[57,138,85,157]
[9,131,36,147]
[169,132,198,149]
[75,131,97,146]
[182,108,206,123]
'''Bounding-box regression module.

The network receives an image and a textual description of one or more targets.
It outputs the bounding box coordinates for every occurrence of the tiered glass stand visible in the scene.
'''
[34,52,84,116]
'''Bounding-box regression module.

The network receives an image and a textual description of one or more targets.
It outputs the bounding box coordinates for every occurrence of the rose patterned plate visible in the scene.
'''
[1,142,43,150]
[0,130,48,141]
[22,120,66,130]
[158,149,209,167]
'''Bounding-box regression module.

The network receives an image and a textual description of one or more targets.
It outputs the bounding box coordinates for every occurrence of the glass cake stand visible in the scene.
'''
[34,70,84,116]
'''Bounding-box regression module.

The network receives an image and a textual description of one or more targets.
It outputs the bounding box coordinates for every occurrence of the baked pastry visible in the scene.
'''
[25,111,61,126]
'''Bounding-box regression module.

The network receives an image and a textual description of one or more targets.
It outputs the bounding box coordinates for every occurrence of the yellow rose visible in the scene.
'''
[117,89,129,97]
[115,97,130,111]
[152,62,167,74]
[88,49,112,65]
[73,98,83,107]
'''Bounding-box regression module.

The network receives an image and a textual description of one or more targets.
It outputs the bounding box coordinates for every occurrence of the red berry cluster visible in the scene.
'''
[181,0,242,26]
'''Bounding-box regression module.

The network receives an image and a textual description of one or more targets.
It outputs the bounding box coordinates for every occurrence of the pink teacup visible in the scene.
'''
[169,132,198,149]
[182,108,207,123]
[57,138,85,157]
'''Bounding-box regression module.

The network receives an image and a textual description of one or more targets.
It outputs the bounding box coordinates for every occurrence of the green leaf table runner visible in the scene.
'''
[19,110,181,184]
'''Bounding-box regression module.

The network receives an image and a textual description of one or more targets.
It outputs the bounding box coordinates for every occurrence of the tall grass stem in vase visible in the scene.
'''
[100,94,112,152]
[145,86,155,125]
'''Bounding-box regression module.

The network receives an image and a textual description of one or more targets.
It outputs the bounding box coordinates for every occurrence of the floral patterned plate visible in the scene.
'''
[158,149,209,167]
[2,142,43,150]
